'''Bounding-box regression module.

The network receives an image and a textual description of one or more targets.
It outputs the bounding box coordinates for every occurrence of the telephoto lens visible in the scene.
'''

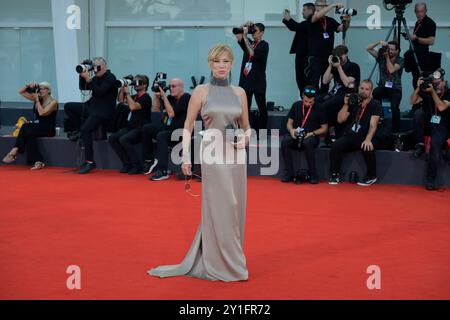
[336,7,357,16]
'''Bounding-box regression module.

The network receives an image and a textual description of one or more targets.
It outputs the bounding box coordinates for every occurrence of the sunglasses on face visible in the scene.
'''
[184,173,202,197]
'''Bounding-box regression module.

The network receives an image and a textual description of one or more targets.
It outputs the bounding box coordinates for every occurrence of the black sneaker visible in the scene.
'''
[413,143,425,159]
[357,177,377,187]
[143,159,158,175]
[328,173,340,185]
[425,177,436,191]
[127,165,142,175]
[150,169,170,181]
[120,164,132,173]
[68,131,80,142]
[78,162,96,174]
[281,174,294,183]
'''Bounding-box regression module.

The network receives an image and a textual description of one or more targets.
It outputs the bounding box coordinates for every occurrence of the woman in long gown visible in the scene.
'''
[148,44,251,282]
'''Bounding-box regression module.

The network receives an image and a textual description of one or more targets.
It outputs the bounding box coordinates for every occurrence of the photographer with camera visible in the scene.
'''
[235,21,269,131]
[3,82,58,170]
[282,3,316,94]
[367,40,404,133]
[281,86,328,184]
[306,1,351,89]
[108,75,152,175]
[142,77,191,181]
[329,80,382,186]
[410,70,450,190]
[64,57,117,174]
[320,44,360,140]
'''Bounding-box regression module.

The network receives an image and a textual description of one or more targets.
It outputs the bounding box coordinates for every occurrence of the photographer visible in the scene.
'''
[320,45,360,139]
[2,82,58,170]
[306,0,351,89]
[142,78,191,181]
[410,73,450,190]
[367,40,404,133]
[281,86,328,184]
[64,57,117,174]
[235,22,269,130]
[329,80,382,186]
[282,3,316,94]
[108,75,152,174]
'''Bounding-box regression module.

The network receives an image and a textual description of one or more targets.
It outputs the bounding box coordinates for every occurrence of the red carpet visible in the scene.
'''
[0,165,449,300]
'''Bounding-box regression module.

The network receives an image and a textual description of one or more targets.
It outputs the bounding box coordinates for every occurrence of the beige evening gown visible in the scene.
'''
[148,77,248,282]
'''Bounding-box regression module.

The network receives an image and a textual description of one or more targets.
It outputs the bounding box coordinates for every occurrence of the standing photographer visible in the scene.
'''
[2,82,58,170]
[108,75,152,175]
[142,78,190,181]
[281,86,328,184]
[329,80,382,186]
[367,40,404,133]
[410,73,450,190]
[235,22,269,130]
[282,3,315,94]
[64,57,117,174]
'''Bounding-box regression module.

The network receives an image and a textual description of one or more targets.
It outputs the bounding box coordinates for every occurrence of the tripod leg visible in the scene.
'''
[369,19,396,80]
[402,18,422,75]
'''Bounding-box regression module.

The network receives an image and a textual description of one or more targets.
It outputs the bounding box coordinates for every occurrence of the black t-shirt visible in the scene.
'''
[162,93,191,130]
[413,15,436,54]
[422,89,450,131]
[128,93,152,128]
[288,101,327,132]
[283,18,310,56]
[343,99,382,137]
[331,60,361,93]
[238,38,269,93]
[307,17,340,57]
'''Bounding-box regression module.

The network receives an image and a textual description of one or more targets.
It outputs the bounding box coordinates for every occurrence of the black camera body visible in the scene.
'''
[348,93,363,108]
[151,72,169,93]
[232,24,256,35]
[378,45,389,56]
[420,75,435,91]
[295,127,307,148]
[331,56,340,64]
[384,0,412,6]
[26,84,40,94]
[76,59,96,73]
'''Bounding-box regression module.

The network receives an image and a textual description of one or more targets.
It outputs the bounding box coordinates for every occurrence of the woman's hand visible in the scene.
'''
[182,162,192,176]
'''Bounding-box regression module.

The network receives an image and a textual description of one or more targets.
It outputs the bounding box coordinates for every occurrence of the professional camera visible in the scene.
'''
[348,93,363,108]
[232,24,256,35]
[383,0,412,6]
[336,7,357,16]
[25,84,40,94]
[76,59,96,73]
[267,101,285,112]
[378,44,389,56]
[295,127,307,148]
[151,72,169,93]
[115,75,144,88]
[331,56,340,64]
[420,68,445,91]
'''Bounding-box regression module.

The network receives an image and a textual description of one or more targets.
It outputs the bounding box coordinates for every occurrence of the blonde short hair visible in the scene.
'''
[39,81,52,94]
[208,44,234,64]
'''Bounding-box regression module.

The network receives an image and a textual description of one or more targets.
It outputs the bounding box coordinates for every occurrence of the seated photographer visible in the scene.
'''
[410,72,450,190]
[64,57,117,174]
[142,78,191,181]
[108,75,152,174]
[320,45,360,140]
[281,86,328,184]
[329,80,382,186]
[3,82,58,170]
[367,40,404,133]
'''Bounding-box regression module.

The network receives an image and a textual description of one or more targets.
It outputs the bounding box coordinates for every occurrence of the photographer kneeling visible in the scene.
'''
[64,57,117,174]
[108,75,152,174]
[329,80,382,186]
[3,82,58,170]
[281,86,328,184]
[410,71,450,190]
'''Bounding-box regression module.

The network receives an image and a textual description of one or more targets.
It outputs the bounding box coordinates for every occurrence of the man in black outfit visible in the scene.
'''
[320,44,360,139]
[282,2,315,95]
[108,75,152,175]
[236,22,269,130]
[406,2,437,89]
[281,86,328,184]
[142,78,190,181]
[64,57,117,174]
[410,74,450,190]
[306,0,350,89]
[329,80,382,186]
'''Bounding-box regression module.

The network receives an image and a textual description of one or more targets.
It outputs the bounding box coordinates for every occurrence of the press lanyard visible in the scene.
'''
[248,40,261,62]
[355,100,370,127]
[301,103,313,128]
[414,20,422,34]
[321,18,327,32]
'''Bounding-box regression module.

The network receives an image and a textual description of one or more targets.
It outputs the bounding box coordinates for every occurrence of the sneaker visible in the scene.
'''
[281,174,294,183]
[143,159,158,175]
[68,131,80,142]
[31,161,45,170]
[127,165,142,175]
[413,143,425,159]
[328,173,340,185]
[120,164,132,174]
[150,169,170,181]
[357,177,377,186]
[78,161,96,174]
[425,177,436,191]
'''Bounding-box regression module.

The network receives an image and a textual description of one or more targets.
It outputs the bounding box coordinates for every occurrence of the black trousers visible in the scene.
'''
[306,55,329,89]
[14,123,54,163]
[295,54,308,95]
[281,134,320,178]
[246,90,268,130]
[108,127,143,167]
[330,133,377,178]
[427,124,449,181]
[64,102,110,162]
[373,86,402,133]
[320,93,346,136]
[142,123,179,171]
[413,108,431,144]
